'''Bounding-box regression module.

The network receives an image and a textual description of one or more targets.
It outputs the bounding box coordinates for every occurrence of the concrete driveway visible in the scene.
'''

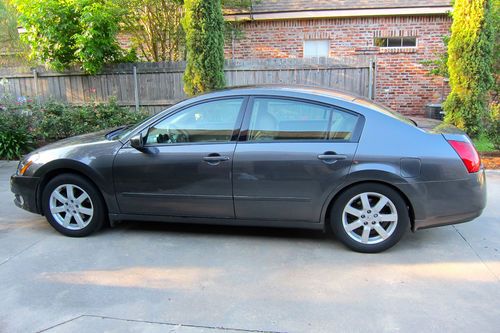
[1,161,499,333]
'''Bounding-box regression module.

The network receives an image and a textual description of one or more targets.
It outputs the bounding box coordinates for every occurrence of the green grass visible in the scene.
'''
[473,135,496,153]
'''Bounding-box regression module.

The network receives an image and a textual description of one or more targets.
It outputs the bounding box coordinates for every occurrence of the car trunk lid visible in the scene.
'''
[408,116,466,135]
[409,117,481,173]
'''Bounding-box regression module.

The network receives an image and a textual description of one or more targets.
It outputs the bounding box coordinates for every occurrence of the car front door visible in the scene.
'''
[233,97,362,223]
[113,97,246,218]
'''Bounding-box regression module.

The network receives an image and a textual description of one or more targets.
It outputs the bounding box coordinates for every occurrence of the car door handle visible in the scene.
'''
[317,152,347,162]
[202,155,230,163]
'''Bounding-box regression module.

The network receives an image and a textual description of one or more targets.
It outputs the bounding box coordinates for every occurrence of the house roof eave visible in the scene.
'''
[225,6,452,21]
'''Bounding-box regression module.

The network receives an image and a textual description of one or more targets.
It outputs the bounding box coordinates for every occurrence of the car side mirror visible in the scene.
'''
[130,133,145,151]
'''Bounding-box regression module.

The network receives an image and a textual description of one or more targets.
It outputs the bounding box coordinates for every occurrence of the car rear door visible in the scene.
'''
[113,97,247,218]
[232,96,362,223]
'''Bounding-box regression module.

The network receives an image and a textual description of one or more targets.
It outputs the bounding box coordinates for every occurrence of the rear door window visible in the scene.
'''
[247,98,359,141]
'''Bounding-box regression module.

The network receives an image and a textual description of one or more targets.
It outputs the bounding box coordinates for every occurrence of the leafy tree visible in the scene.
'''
[443,0,495,137]
[119,0,255,63]
[421,35,450,78]
[0,0,18,49]
[223,0,256,50]
[14,0,128,73]
[182,0,225,95]
[121,0,185,62]
[0,0,27,65]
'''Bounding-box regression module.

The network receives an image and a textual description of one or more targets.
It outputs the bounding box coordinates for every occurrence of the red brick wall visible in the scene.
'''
[225,15,451,116]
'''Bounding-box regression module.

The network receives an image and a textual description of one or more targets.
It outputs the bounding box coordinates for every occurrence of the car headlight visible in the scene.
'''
[17,153,39,176]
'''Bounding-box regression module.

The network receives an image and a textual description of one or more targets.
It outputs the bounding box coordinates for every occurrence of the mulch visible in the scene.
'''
[481,151,500,170]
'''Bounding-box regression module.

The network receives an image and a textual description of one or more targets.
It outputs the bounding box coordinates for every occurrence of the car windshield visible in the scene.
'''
[111,99,193,141]
[106,115,154,141]
[113,125,136,140]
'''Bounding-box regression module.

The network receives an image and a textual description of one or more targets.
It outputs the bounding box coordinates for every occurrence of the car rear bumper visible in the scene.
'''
[10,174,41,214]
[403,170,487,231]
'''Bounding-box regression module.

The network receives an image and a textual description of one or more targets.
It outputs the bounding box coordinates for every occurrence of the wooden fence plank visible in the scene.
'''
[0,59,371,111]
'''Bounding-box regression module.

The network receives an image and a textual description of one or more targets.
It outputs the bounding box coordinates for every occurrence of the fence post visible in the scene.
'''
[133,65,140,111]
[32,69,39,101]
[368,60,375,100]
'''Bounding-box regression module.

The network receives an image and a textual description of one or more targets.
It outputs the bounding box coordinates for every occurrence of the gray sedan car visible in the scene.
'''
[10,86,487,252]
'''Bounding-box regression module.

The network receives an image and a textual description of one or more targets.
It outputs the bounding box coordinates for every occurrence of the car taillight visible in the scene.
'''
[447,140,481,173]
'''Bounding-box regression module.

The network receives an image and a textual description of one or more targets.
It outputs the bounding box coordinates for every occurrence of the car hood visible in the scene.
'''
[34,128,119,153]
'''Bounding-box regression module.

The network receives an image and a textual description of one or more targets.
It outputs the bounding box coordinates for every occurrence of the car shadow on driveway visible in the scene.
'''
[109,219,442,253]
[113,220,329,241]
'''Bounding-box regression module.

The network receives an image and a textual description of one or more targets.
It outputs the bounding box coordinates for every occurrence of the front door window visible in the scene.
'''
[146,98,244,145]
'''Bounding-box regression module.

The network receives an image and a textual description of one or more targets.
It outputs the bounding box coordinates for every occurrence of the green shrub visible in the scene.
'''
[0,98,148,159]
[32,101,74,140]
[0,107,34,160]
[34,99,148,141]
[486,104,500,150]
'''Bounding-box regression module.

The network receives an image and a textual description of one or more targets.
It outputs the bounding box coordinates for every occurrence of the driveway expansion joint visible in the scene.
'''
[38,314,286,333]
[452,225,500,282]
[0,238,44,268]
[36,315,85,332]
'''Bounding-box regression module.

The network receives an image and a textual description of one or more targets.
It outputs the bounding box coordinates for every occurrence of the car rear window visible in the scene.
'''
[353,98,416,126]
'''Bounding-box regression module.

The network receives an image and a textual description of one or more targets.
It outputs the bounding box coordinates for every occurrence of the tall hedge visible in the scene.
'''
[443,0,495,137]
[182,0,225,95]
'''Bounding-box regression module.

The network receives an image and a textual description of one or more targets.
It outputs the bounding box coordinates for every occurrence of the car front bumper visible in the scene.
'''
[404,170,487,231]
[10,174,41,214]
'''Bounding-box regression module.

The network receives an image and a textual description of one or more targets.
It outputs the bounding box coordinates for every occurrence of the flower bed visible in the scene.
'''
[481,152,500,170]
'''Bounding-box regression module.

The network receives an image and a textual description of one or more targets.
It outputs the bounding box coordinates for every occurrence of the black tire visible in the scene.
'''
[42,174,105,237]
[330,183,410,253]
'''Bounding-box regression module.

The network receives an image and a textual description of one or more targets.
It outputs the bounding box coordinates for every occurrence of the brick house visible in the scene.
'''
[224,1,452,116]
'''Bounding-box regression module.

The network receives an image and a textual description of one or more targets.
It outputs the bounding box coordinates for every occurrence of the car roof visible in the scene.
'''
[194,85,394,114]
[205,85,359,102]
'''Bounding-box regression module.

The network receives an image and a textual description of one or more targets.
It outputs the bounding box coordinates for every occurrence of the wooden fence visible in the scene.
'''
[0,58,374,113]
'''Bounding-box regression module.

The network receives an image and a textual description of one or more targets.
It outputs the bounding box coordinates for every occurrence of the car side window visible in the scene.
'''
[247,98,358,141]
[146,98,244,145]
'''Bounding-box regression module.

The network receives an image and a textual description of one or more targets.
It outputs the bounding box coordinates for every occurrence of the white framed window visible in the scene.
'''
[303,40,330,58]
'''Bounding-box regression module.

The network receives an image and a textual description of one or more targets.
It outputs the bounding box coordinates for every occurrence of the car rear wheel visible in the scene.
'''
[330,183,410,253]
[42,174,105,237]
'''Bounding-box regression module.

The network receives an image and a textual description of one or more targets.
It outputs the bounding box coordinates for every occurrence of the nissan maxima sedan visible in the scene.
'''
[10,86,487,252]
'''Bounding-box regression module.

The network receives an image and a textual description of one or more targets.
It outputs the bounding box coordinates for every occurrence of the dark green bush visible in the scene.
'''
[34,99,148,141]
[0,99,148,160]
[0,106,34,160]
[486,105,500,150]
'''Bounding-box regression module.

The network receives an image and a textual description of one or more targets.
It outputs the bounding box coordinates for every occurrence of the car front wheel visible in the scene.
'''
[330,183,410,253]
[42,174,105,237]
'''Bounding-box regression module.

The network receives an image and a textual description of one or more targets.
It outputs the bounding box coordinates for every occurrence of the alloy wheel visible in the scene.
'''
[342,192,398,245]
[49,184,94,230]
